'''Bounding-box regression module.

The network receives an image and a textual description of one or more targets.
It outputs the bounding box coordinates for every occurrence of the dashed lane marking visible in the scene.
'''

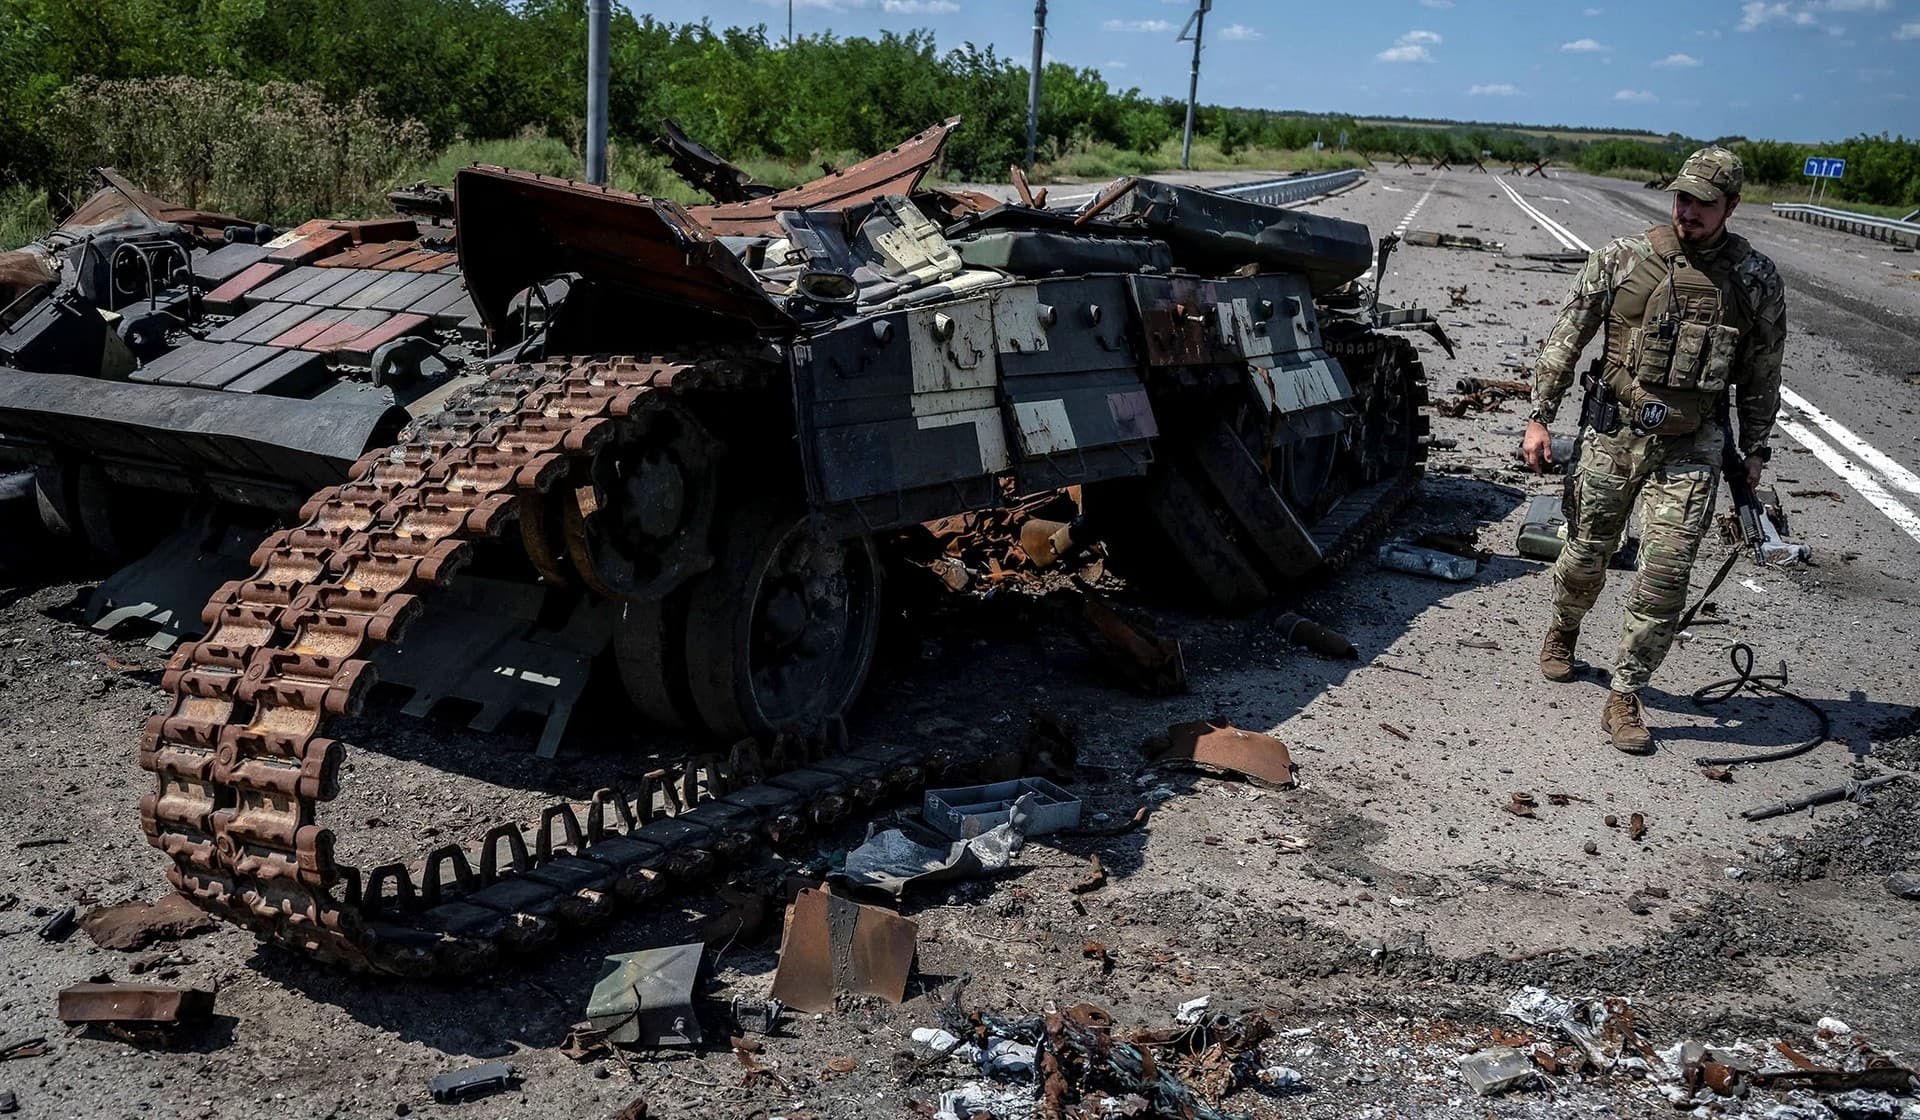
[1367,171,1445,289]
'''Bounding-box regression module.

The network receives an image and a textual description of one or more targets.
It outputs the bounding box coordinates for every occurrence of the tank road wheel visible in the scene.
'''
[612,593,696,730]
[680,503,883,740]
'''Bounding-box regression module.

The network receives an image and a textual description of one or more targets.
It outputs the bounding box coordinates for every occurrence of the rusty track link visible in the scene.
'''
[135,355,948,976]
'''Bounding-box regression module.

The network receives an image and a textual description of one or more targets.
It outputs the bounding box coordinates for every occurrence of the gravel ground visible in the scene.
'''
[0,165,1916,1120]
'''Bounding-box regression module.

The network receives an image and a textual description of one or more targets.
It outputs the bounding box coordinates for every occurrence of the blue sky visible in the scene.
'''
[630,1,1919,141]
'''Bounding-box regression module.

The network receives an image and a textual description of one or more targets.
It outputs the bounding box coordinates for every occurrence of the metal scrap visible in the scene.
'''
[1404,230,1506,252]
[1273,612,1356,659]
[426,1061,517,1104]
[1069,854,1108,895]
[35,907,77,942]
[1504,986,1649,1072]
[832,820,1021,899]
[690,117,961,237]
[584,942,705,1047]
[1742,773,1906,821]
[1069,589,1187,694]
[79,893,214,951]
[1154,719,1296,790]
[769,888,916,1013]
[56,982,214,1028]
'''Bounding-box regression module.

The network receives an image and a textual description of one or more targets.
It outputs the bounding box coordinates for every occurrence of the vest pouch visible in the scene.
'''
[1629,320,1678,387]
[1623,383,1707,437]
[1699,323,1739,393]
[1668,321,1712,390]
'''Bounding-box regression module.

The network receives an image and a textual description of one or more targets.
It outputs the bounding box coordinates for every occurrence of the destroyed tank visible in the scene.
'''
[0,120,1432,973]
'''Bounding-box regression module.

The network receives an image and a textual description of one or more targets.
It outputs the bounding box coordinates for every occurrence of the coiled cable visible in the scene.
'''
[1691,642,1831,767]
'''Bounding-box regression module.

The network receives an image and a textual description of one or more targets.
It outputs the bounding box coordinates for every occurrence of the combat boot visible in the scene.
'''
[1602,690,1654,754]
[1540,628,1578,682]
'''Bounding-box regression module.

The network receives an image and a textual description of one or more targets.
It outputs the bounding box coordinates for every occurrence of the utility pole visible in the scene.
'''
[1177,0,1210,170]
[586,0,609,184]
[788,0,794,47]
[1025,0,1046,168]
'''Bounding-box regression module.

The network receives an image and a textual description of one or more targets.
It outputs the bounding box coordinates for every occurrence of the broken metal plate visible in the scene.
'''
[1157,719,1296,789]
[56,982,214,1025]
[586,942,706,1047]
[690,117,961,238]
[769,888,916,1014]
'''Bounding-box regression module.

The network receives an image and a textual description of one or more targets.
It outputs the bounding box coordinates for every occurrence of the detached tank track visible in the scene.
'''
[136,355,954,976]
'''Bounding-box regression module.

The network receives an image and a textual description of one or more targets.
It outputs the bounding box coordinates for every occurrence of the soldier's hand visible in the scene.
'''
[1744,453,1765,489]
[1522,420,1555,473]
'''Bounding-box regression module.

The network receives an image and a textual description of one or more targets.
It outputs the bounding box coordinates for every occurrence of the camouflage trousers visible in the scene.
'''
[1548,422,1721,694]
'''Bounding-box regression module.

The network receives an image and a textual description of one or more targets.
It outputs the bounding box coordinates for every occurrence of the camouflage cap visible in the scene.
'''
[1670,146,1744,202]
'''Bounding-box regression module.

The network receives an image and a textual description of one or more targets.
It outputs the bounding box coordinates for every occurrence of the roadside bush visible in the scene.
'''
[44,77,430,224]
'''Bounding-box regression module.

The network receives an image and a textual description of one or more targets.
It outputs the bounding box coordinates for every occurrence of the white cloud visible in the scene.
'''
[1897,20,1920,38]
[1419,0,1454,7]
[1613,88,1657,102]
[1376,29,1440,62]
[880,0,957,11]
[1218,24,1263,40]
[1653,52,1702,67]
[1584,6,1604,13]
[1469,83,1521,95]
[1561,38,1608,51]
[1103,18,1172,32]
[1100,59,1128,69]
[1377,44,1432,62]
[1738,2,1817,30]
[1817,0,1888,10]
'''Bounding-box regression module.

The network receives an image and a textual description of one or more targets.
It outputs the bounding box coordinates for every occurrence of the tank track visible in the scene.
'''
[1313,332,1433,571]
[133,331,1430,977]
[135,355,955,976]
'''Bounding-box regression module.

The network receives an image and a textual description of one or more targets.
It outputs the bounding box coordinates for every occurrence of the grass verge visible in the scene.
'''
[1,184,56,252]
[1034,138,1368,182]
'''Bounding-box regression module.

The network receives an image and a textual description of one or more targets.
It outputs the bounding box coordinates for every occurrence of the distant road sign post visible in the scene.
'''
[1803,156,1846,202]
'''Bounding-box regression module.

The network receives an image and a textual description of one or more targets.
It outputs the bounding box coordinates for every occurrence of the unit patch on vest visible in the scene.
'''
[1635,400,1670,432]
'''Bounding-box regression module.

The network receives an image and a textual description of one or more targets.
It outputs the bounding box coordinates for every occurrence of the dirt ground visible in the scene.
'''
[1,165,1916,1120]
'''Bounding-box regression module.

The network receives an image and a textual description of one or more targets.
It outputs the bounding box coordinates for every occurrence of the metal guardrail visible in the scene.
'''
[1770,202,1920,248]
[1218,168,1364,206]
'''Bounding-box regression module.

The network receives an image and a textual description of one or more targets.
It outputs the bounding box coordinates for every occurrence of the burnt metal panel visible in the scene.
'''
[1108,177,1373,295]
[455,165,794,334]
[690,117,959,238]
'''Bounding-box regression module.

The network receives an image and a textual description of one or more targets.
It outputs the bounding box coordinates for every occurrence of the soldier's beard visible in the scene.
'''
[1672,214,1727,248]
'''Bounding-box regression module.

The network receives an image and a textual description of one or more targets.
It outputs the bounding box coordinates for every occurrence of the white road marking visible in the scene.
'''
[1778,386,1920,499]
[1775,416,1920,544]
[1495,177,1591,253]
[1366,171,1445,288]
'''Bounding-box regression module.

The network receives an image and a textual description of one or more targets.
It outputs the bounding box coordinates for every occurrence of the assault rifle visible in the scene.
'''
[1718,402,1810,566]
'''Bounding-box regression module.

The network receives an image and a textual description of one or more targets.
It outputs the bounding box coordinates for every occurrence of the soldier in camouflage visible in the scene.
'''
[1520,146,1786,753]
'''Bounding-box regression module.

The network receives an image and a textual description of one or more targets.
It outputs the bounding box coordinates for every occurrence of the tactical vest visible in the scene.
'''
[1601,225,1750,436]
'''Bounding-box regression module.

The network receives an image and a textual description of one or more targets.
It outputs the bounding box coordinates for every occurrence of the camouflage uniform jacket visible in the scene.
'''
[1529,228,1787,457]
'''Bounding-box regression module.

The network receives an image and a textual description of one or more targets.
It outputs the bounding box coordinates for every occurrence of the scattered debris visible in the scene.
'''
[613,1096,648,1120]
[1273,612,1357,659]
[1173,996,1211,1024]
[1504,792,1538,819]
[1455,377,1531,396]
[1405,230,1506,251]
[1456,1046,1537,1096]
[1890,871,1920,900]
[1067,588,1188,694]
[1380,723,1411,741]
[427,1061,517,1104]
[0,1038,46,1062]
[730,998,784,1035]
[56,982,214,1029]
[1069,854,1107,895]
[836,820,1022,899]
[1377,542,1478,581]
[770,888,916,1013]
[1153,718,1296,789]
[1504,986,1647,1072]
[79,894,214,951]
[826,1056,857,1074]
[1627,812,1647,841]
[1743,773,1906,821]
[36,906,77,942]
[584,943,705,1047]
[1082,941,1113,975]
[925,778,1081,840]
[1415,531,1493,562]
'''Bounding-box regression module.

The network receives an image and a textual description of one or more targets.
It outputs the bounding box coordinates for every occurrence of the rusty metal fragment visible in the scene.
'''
[1073,591,1186,694]
[56,982,213,1026]
[652,118,776,204]
[1274,612,1356,659]
[1156,719,1296,789]
[769,888,916,1014]
[690,117,961,237]
[80,893,214,951]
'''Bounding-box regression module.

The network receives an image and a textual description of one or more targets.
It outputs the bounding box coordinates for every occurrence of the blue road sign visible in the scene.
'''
[1803,157,1847,179]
